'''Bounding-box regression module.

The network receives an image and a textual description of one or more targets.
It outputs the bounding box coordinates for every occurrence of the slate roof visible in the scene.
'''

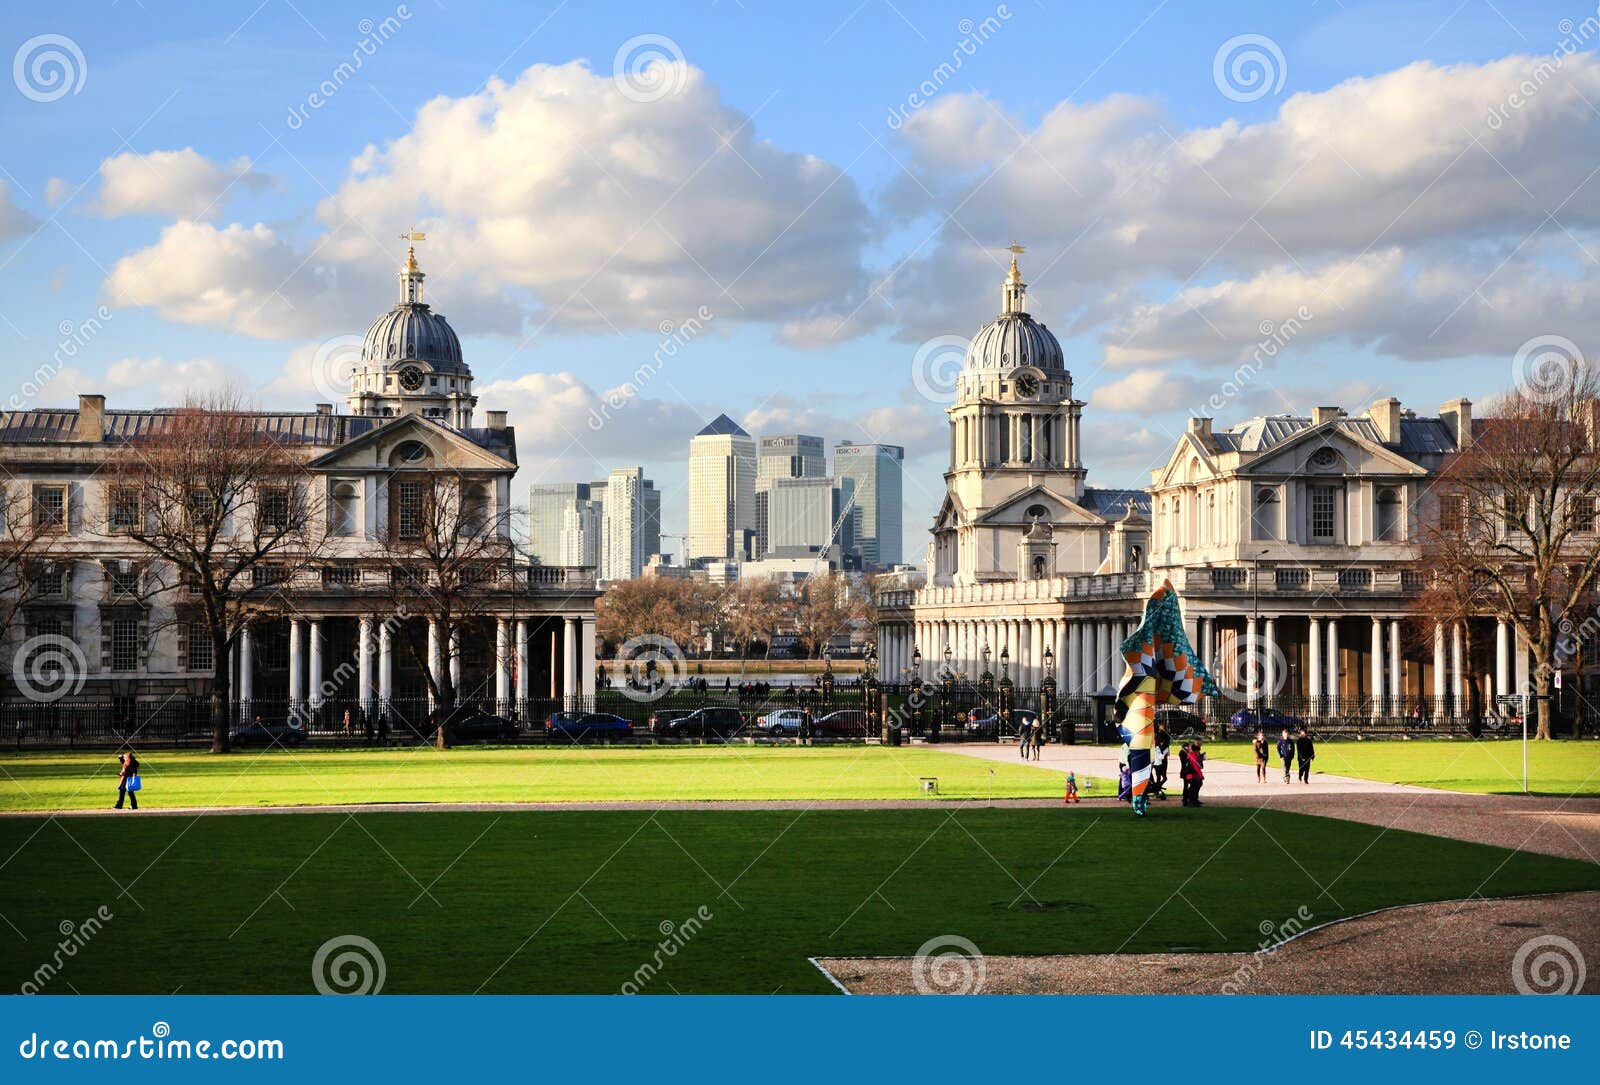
[696,413,749,438]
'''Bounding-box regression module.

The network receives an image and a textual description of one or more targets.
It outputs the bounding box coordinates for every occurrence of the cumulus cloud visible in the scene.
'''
[91,148,270,219]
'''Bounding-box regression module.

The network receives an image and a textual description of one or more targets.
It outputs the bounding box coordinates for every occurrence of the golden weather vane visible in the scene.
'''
[1006,241,1026,256]
[400,229,426,242]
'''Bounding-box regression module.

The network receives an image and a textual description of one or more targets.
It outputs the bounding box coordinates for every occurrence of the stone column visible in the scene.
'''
[357,616,373,710]
[1387,619,1403,714]
[514,619,530,709]
[1451,622,1465,715]
[1370,617,1384,718]
[287,618,303,709]
[1244,615,1258,704]
[495,619,511,707]
[1094,621,1110,692]
[1262,616,1277,703]
[449,627,462,704]
[308,618,323,710]
[1308,615,1322,715]
[581,618,597,700]
[1326,619,1340,708]
[427,619,441,709]
[563,617,579,708]
[1432,622,1445,719]
[378,618,393,708]
[238,623,254,722]
[1495,619,1510,704]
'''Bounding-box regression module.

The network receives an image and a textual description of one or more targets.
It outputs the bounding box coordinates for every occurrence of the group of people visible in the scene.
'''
[1016,716,1045,761]
[1252,727,1316,784]
[1111,725,1208,806]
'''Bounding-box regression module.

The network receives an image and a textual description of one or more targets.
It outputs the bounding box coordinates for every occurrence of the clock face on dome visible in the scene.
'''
[1014,371,1041,398]
[398,366,424,391]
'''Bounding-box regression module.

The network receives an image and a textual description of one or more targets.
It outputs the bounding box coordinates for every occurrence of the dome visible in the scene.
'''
[963,252,1065,372]
[965,312,1064,372]
[361,304,466,375]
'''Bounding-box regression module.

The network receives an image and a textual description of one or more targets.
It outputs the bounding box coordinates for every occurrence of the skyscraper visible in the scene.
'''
[754,434,825,556]
[833,442,904,568]
[688,414,755,561]
[767,475,855,558]
[529,482,591,565]
[598,467,661,582]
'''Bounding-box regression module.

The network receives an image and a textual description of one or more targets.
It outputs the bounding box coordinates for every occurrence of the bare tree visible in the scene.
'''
[794,572,862,658]
[0,477,61,634]
[374,469,518,718]
[105,392,326,752]
[1415,364,1600,739]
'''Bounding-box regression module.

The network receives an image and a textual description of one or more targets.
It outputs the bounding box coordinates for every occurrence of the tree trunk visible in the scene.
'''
[1535,667,1553,740]
[210,628,232,754]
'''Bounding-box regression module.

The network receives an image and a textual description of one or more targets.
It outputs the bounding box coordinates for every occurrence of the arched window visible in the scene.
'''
[1171,497,1182,547]
[1032,554,1046,580]
[1376,487,1401,541]
[330,483,360,537]
[1252,488,1280,541]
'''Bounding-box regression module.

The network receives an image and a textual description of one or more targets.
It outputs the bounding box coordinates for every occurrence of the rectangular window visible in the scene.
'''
[395,481,425,540]
[107,565,140,599]
[186,622,214,671]
[26,615,63,640]
[1570,496,1597,534]
[1309,487,1337,541]
[108,487,141,531]
[258,486,291,532]
[32,485,65,531]
[111,618,140,671]
[187,489,219,529]
[31,569,63,597]
[1440,494,1467,535]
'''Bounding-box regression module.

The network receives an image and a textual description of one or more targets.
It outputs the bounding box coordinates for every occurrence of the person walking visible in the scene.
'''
[1177,742,1196,806]
[1186,740,1207,806]
[1018,718,1031,759]
[1296,728,1316,784]
[1030,717,1044,761]
[1150,734,1168,799]
[1252,728,1270,783]
[115,750,140,811]
[1276,728,1295,784]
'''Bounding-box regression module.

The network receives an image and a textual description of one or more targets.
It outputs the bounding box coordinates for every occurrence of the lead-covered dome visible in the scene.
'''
[360,244,469,375]
[965,254,1065,372]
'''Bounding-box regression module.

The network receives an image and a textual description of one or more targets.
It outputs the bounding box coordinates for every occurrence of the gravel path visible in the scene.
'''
[815,891,1600,994]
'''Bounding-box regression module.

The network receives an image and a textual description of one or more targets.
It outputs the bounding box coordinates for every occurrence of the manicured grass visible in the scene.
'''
[0,746,1065,812]
[1205,737,1600,796]
[2,807,1595,994]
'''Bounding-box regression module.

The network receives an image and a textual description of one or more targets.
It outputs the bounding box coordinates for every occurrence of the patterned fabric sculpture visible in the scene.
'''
[1116,579,1217,816]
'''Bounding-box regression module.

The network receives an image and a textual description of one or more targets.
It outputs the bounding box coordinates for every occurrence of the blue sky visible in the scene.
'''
[1,0,1594,557]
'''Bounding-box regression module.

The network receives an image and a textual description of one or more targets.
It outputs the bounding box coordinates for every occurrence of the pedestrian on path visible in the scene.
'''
[1186,740,1206,806]
[1030,718,1043,761]
[1296,728,1316,784]
[115,750,140,811]
[1252,729,1269,783]
[1150,734,1168,799]
[1276,728,1296,784]
[1063,771,1080,804]
[1018,719,1031,759]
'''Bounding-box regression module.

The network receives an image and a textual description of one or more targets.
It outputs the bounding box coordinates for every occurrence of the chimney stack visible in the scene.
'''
[315,403,332,416]
[75,394,105,442]
[485,410,508,430]
[1311,406,1341,427]
[1368,397,1402,444]
[1439,397,1473,449]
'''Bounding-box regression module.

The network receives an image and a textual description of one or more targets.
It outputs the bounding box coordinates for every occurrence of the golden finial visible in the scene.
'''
[1005,241,1025,281]
[400,229,425,271]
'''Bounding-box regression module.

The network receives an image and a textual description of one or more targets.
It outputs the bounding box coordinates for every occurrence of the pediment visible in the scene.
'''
[309,414,513,474]
[977,484,1105,527]
[1245,422,1427,478]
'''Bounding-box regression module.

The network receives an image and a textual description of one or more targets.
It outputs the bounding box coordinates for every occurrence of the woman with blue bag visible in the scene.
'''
[115,750,141,810]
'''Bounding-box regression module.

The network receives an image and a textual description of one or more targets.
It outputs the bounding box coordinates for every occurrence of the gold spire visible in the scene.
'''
[398,230,426,304]
[1002,241,1027,314]
[399,229,425,272]
[1006,241,1025,283]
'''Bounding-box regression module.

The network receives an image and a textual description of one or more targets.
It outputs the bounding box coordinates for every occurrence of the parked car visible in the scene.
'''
[647,709,694,735]
[965,708,1039,739]
[756,709,812,736]
[1155,708,1207,737]
[443,712,519,743]
[1228,707,1305,733]
[229,719,308,748]
[547,712,633,742]
[813,709,869,738]
[654,706,747,739]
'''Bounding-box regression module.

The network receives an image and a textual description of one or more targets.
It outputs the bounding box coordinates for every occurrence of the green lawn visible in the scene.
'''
[1206,737,1600,796]
[0,746,1068,812]
[3,807,1594,994]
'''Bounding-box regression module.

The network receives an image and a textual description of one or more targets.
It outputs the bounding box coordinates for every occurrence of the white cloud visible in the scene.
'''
[91,148,270,219]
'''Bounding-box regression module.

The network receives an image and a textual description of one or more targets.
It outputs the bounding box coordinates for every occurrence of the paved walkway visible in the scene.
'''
[816,890,1600,994]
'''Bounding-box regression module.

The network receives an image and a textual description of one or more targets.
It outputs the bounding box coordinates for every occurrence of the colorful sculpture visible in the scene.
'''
[1115,579,1217,815]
